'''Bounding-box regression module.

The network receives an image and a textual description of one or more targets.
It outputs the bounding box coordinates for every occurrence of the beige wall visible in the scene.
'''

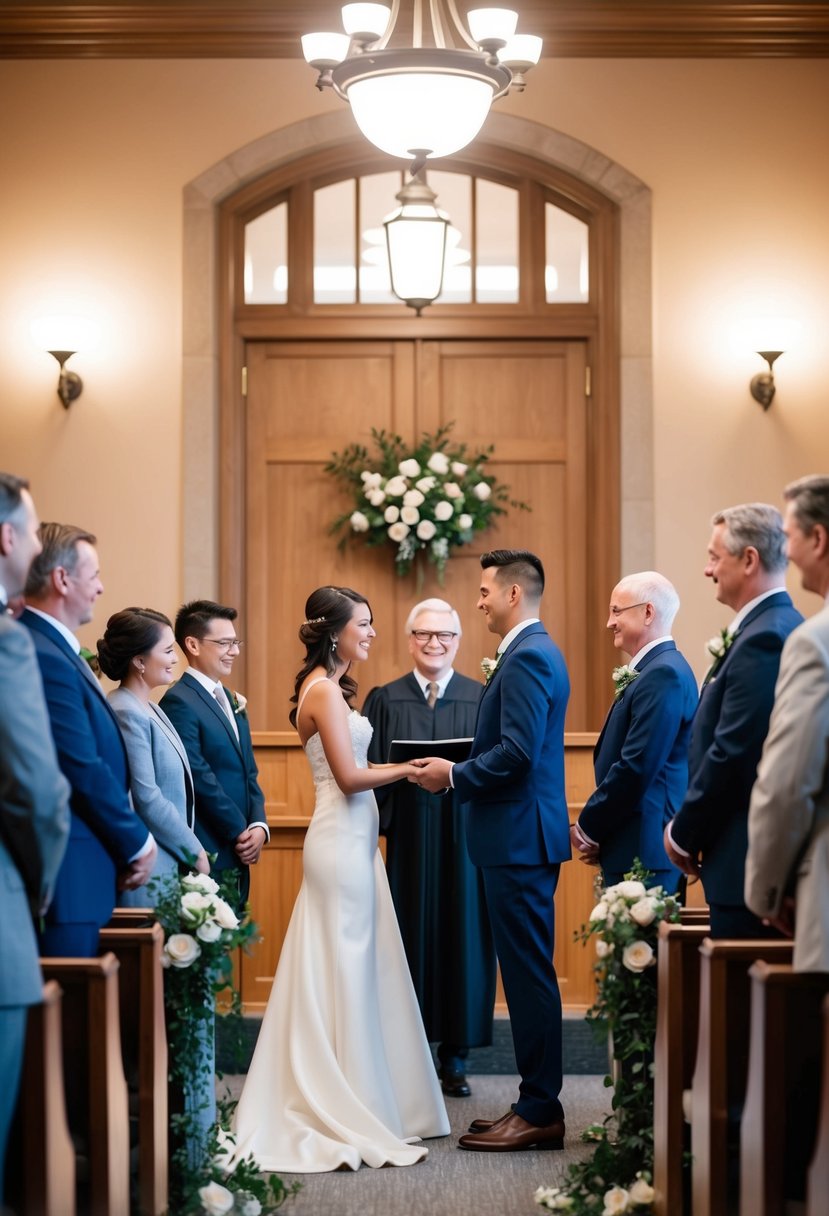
[1,57,828,668]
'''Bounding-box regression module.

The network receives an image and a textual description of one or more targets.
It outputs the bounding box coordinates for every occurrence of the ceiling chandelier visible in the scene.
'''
[302,2,542,174]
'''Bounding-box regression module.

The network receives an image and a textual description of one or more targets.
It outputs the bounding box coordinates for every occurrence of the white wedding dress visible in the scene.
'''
[230,692,449,1172]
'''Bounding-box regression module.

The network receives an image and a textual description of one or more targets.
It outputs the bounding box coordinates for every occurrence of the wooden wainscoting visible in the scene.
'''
[242,732,600,1015]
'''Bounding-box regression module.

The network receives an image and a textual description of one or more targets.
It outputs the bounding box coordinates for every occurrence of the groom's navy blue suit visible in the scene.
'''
[453,622,570,1127]
[579,641,698,889]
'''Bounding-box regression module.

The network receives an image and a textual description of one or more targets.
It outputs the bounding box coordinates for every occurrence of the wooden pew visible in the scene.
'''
[107,907,155,929]
[6,980,76,1216]
[691,938,795,1216]
[807,993,829,1216]
[679,906,711,924]
[99,923,168,1216]
[653,920,710,1216]
[39,953,130,1216]
[740,962,829,1216]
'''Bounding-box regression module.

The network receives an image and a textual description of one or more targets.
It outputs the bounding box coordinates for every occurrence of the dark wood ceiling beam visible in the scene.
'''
[1,3,828,59]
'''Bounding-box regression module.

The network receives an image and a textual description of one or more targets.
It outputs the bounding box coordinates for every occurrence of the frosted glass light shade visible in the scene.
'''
[301,32,351,67]
[342,4,390,40]
[385,210,449,306]
[467,8,517,44]
[499,33,542,69]
[342,64,504,161]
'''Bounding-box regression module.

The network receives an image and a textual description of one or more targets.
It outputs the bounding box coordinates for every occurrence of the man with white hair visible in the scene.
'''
[572,572,697,891]
[363,597,495,1099]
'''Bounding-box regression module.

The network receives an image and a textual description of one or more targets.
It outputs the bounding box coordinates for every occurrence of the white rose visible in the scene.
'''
[400,505,420,525]
[388,522,410,542]
[384,504,400,523]
[398,458,421,478]
[403,488,425,507]
[366,488,386,506]
[589,902,608,921]
[458,513,473,530]
[444,482,463,499]
[196,918,223,943]
[615,880,647,900]
[472,481,492,500]
[602,1186,630,1215]
[165,933,202,969]
[433,500,454,521]
[451,460,468,477]
[240,1200,262,1216]
[198,1182,235,1216]
[384,476,408,497]
[181,891,213,922]
[622,940,655,973]
[630,897,658,927]
[350,510,370,533]
[628,1176,655,1205]
[595,938,614,959]
[427,451,450,475]
[182,872,219,895]
[211,896,240,929]
[416,476,436,493]
[416,519,437,541]
[604,883,620,900]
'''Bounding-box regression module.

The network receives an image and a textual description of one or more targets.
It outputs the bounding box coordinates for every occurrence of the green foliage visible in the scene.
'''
[325,423,528,579]
[535,861,680,1215]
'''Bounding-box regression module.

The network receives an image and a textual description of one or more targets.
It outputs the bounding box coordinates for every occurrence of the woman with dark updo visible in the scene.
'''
[97,607,208,904]
[231,586,449,1173]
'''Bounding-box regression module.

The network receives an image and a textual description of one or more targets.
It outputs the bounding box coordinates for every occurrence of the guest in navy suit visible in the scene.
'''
[21,523,156,957]
[0,474,69,1207]
[665,504,803,938]
[414,550,571,1153]
[572,571,697,891]
[161,600,268,906]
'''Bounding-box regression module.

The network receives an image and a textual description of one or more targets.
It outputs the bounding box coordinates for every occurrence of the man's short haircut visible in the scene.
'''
[174,599,238,651]
[480,548,545,599]
[404,597,462,637]
[784,475,829,535]
[615,571,680,630]
[25,523,97,598]
[0,472,29,526]
[711,503,788,575]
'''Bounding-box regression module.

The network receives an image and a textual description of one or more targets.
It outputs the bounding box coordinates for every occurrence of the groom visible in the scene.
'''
[413,549,571,1151]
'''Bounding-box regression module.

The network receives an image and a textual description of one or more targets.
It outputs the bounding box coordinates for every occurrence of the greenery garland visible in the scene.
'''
[535,862,680,1216]
[151,869,300,1215]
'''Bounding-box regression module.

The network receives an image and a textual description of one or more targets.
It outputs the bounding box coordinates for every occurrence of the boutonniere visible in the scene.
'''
[79,646,102,678]
[480,655,501,684]
[706,627,734,663]
[612,664,639,700]
[229,690,248,718]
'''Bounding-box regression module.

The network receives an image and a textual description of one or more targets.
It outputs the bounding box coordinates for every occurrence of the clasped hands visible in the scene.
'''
[408,756,453,794]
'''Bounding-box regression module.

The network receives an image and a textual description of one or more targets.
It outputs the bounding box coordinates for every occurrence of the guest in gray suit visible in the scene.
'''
[0,473,70,1206]
[97,605,215,1161]
[746,475,829,970]
[97,607,210,903]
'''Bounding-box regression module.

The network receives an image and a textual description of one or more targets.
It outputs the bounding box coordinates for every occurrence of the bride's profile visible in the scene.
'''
[230,586,450,1172]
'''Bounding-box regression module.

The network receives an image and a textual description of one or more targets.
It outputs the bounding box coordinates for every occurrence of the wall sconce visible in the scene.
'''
[741,317,801,412]
[31,315,100,409]
[750,350,784,411]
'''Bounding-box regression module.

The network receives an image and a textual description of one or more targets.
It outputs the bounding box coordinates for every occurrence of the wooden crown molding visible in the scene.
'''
[1,2,828,59]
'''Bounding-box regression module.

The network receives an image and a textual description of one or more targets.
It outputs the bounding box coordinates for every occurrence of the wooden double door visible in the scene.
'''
[244,335,593,730]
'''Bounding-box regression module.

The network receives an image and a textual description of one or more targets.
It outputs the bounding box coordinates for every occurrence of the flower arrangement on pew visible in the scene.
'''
[535,861,680,1216]
[152,869,300,1214]
[326,423,528,579]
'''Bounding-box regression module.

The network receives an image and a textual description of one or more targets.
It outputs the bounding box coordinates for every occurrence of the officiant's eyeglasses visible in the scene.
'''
[609,602,646,617]
[411,630,458,645]
[203,638,243,652]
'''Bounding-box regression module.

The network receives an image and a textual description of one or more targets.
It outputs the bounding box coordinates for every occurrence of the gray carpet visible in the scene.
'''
[218,1074,609,1216]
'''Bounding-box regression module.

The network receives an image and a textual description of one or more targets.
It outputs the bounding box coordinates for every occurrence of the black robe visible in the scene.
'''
[363,671,496,1048]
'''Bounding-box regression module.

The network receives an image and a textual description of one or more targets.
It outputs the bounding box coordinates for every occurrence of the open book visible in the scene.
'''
[387,737,473,764]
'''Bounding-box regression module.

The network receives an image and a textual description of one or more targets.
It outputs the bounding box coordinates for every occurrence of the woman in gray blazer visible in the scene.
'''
[97,607,209,903]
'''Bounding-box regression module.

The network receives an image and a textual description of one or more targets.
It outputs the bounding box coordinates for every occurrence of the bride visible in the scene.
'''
[230,586,450,1172]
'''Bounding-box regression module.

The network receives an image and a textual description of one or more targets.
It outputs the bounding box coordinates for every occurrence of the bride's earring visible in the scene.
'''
[331,636,338,655]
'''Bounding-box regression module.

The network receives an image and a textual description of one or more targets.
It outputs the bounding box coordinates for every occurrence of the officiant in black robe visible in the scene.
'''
[363,598,496,1097]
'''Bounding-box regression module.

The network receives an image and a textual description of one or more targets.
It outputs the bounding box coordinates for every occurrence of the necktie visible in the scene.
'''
[426,681,439,708]
[213,684,239,737]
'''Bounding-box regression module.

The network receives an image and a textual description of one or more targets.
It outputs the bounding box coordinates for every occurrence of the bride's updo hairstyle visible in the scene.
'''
[289,586,372,728]
[97,607,172,683]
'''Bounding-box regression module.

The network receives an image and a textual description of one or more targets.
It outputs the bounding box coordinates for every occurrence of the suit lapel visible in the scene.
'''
[182,671,243,754]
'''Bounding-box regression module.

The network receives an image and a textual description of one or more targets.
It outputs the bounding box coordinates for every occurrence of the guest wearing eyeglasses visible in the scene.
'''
[363,598,495,1099]
[161,600,268,906]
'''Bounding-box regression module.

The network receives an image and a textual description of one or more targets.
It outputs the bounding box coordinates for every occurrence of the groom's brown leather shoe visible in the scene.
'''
[458,1111,565,1152]
[467,1110,512,1134]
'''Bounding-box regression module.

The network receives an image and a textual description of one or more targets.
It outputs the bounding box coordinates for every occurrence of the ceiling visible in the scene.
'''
[1,2,828,59]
